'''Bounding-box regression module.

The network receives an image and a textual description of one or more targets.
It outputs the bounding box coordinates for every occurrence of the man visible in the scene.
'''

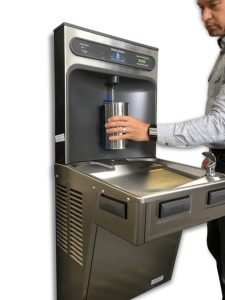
[105,0,225,298]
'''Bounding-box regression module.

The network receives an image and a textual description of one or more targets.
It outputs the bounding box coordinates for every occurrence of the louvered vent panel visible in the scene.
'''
[56,184,68,253]
[69,188,83,266]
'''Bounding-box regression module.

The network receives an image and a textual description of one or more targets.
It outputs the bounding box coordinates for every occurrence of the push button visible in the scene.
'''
[159,197,190,218]
[208,189,225,205]
[99,195,127,219]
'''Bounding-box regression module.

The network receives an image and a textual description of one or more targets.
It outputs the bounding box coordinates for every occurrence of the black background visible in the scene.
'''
[46,1,221,300]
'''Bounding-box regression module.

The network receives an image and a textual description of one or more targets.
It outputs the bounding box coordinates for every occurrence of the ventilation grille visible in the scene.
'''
[69,188,83,266]
[56,184,68,253]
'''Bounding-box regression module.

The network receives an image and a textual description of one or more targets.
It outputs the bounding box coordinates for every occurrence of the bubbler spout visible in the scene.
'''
[202,152,216,177]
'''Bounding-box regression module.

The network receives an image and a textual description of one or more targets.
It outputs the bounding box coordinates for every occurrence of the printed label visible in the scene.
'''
[151,275,164,285]
[55,133,65,143]
[136,55,149,60]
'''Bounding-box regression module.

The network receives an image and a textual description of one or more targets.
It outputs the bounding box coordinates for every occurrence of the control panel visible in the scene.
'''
[70,38,155,71]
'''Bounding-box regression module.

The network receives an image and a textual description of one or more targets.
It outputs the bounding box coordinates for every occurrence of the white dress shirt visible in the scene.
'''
[158,36,225,149]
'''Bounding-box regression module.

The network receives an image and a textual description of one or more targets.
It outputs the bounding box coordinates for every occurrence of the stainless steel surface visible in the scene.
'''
[202,151,216,177]
[112,86,115,102]
[64,26,158,83]
[90,161,115,170]
[71,158,225,201]
[55,161,149,298]
[55,25,158,164]
[55,23,159,51]
[86,227,181,300]
[58,159,225,244]
[82,224,98,300]
[55,23,225,300]
[92,164,194,197]
[55,161,182,300]
[55,157,225,300]
[55,163,146,245]
[63,26,158,163]
[105,102,128,149]
[104,76,119,102]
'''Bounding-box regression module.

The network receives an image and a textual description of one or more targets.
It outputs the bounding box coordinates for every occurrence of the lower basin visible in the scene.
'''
[71,158,199,198]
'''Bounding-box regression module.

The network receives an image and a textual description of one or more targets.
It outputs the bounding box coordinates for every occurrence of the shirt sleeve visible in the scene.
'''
[157,84,225,148]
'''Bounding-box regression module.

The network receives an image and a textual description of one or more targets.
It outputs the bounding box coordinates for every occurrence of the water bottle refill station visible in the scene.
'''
[54,23,225,300]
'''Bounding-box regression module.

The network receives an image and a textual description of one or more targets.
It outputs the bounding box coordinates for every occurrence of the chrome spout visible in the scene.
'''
[202,152,216,177]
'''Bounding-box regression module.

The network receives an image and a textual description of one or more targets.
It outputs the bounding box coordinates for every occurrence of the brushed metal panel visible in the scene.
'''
[63,26,158,163]
[93,191,146,245]
[82,224,97,300]
[145,183,225,242]
[87,227,181,300]
[54,22,158,51]
[71,158,225,200]
[55,160,225,247]
[55,168,98,300]
[64,26,158,83]
[55,163,145,245]
[93,166,194,198]
[56,246,84,300]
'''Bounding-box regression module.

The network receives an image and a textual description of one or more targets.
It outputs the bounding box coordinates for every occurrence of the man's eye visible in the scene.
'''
[211,3,219,8]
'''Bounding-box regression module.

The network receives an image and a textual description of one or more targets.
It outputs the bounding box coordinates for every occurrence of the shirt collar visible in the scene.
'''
[218,36,225,50]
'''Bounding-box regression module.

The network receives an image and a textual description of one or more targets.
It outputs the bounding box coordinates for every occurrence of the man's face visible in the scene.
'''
[197,0,225,37]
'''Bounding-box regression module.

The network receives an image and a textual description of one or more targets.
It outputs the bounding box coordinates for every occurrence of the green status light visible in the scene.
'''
[138,59,146,64]
[81,46,84,48]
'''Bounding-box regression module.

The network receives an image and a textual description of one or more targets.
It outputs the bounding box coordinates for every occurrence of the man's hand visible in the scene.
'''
[105,116,150,141]
[201,158,210,169]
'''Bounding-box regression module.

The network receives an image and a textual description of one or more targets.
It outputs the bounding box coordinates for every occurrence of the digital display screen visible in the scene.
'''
[138,59,146,64]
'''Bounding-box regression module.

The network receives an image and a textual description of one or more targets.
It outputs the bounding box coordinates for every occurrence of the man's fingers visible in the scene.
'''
[107,121,128,128]
[106,127,127,133]
[109,134,131,141]
[108,115,131,122]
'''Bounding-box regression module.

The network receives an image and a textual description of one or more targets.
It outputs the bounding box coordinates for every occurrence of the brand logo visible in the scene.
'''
[111,48,125,62]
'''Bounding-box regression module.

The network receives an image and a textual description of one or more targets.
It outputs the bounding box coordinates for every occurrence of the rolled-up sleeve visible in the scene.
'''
[157,84,225,148]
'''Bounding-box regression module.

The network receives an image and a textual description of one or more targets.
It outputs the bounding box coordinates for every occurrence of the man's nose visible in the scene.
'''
[202,7,212,22]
